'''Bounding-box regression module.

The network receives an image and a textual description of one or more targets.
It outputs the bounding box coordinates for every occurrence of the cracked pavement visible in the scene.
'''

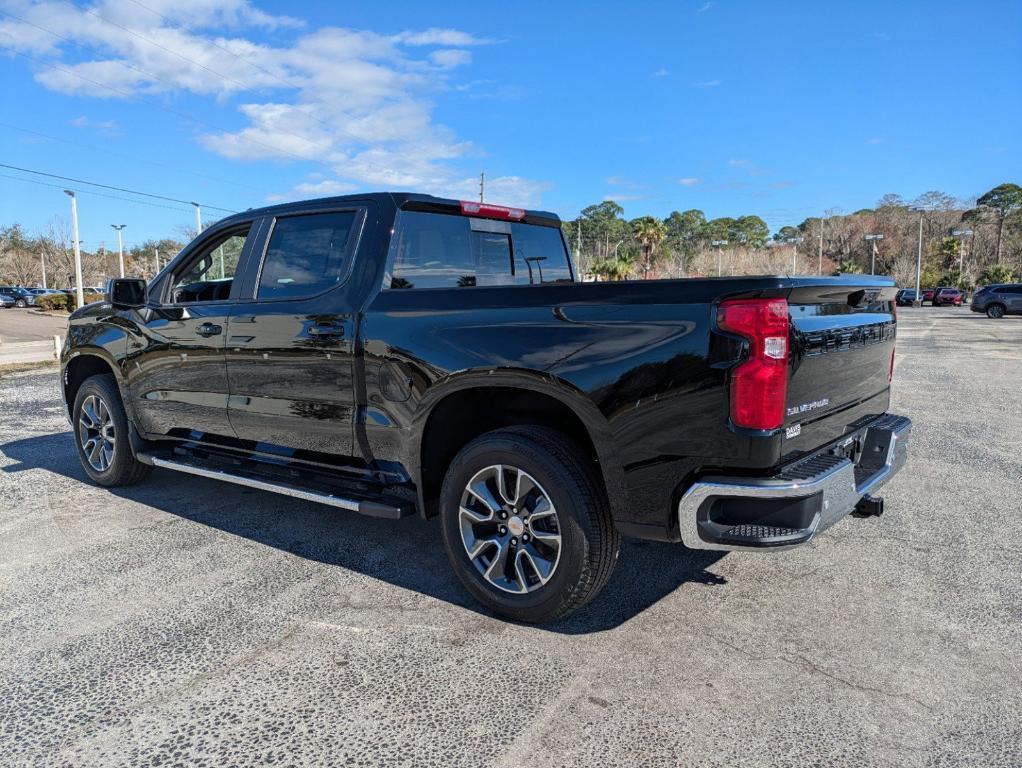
[1,306,1020,767]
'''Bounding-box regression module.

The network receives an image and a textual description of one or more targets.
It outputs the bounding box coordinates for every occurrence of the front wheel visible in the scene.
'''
[439,426,619,623]
[15,298,26,308]
[987,304,1006,319]
[72,374,151,487]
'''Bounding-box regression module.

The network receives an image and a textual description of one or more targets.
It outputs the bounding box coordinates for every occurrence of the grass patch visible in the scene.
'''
[0,360,59,378]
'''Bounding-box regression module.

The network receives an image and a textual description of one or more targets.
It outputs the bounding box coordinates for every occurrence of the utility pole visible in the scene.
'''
[952,229,973,283]
[576,219,582,264]
[818,219,824,275]
[864,234,884,274]
[192,202,202,236]
[479,173,484,203]
[40,247,47,289]
[711,240,727,276]
[64,190,84,309]
[153,247,159,276]
[111,224,127,278]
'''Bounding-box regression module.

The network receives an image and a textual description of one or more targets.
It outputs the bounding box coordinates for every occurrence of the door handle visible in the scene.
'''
[307,323,345,337]
[195,322,223,337]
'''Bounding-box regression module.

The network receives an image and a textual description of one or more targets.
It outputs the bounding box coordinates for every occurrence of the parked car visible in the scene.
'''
[0,293,14,308]
[933,288,964,306]
[0,285,36,307]
[920,288,936,304]
[61,192,911,623]
[971,283,1022,318]
[895,289,918,306]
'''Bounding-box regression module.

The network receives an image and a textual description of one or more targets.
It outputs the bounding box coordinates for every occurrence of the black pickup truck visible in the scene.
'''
[62,193,911,622]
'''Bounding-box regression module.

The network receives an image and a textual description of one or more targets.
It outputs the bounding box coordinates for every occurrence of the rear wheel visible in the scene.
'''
[15,298,26,308]
[439,426,619,623]
[72,374,151,486]
[987,304,1006,319]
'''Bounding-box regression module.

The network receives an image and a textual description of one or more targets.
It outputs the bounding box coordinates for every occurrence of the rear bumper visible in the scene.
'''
[677,413,911,551]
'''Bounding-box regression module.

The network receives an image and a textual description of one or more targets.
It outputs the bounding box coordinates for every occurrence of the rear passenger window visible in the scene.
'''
[389,211,572,289]
[258,211,358,299]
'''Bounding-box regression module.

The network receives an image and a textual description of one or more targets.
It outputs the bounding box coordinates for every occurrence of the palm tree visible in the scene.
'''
[632,216,668,279]
[836,258,863,274]
[592,253,636,281]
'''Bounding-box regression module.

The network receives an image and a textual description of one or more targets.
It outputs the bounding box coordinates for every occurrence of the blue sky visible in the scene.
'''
[1,0,1020,251]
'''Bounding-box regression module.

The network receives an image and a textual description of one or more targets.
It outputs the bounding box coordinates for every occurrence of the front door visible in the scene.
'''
[125,224,255,439]
[226,207,366,459]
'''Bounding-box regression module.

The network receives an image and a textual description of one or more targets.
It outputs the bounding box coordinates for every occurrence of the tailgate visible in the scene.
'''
[783,282,897,452]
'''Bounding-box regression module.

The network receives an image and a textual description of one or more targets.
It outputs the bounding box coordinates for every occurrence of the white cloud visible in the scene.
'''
[1,1,543,204]
[693,79,721,88]
[430,49,471,69]
[678,177,700,186]
[866,137,884,145]
[697,2,715,13]
[728,158,750,166]
[394,28,494,47]
[651,67,669,78]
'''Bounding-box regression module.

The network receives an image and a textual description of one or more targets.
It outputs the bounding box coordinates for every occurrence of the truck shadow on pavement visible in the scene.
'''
[2,431,727,634]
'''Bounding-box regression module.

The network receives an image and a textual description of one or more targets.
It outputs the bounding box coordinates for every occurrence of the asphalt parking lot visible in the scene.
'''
[0,307,68,343]
[1,306,1019,767]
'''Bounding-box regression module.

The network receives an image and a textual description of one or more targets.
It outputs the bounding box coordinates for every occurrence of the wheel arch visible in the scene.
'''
[62,351,124,422]
[412,371,626,523]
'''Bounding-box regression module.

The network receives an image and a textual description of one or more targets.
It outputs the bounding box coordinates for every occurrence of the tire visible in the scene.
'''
[987,304,1006,319]
[72,374,151,487]
[439,426,619,623]
[15,299,26,308]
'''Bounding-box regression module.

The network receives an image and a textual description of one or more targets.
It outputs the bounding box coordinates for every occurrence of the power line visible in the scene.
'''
[0,163,237,212]
[0,171,203,213]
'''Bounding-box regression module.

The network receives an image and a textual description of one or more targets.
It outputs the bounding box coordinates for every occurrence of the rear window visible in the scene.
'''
[258,211,358,299]
[388,211,572,289]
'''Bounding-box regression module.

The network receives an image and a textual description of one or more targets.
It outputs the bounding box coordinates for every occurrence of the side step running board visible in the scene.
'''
[141,454,414,520]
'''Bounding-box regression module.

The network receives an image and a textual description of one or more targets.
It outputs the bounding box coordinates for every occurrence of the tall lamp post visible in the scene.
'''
[864,233,884,274]
[64,190,84,309]
[711,240,727,276]
[908,205,930,307]
[110,224,127,278]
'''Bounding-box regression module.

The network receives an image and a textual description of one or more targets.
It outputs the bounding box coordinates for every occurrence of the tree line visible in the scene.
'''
[2,183,1020,289]
[0,218,185,288]
[564,182,1022,287]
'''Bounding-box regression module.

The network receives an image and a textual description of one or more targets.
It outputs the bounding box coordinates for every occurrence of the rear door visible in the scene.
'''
[782,282,897,453]
[225,205,368,459]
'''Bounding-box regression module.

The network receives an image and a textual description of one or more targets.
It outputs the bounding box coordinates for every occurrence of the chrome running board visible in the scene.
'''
[142,454,413,519]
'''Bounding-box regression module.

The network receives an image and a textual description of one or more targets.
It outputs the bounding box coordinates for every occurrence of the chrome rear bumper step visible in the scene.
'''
[677,413,911,551]
[139,454,414,520]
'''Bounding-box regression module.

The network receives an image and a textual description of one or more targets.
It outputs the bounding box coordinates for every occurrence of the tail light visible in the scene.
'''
[717,298,789,430]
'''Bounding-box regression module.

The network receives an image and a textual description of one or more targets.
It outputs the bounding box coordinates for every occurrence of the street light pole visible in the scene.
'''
[818,219,824,275]
[64,190,84,309]
[864,234,884,274]
[711,240,727,276]
[785,236,804,274]
[913,209,924,307]
[111,224,127,278]
[192,202,202,236]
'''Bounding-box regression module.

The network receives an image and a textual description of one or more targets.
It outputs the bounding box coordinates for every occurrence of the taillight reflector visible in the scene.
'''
[717,298,790,430]
[459,200,526,220]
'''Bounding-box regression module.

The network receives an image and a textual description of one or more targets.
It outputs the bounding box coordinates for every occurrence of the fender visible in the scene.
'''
[60,314,136,426]
[407,367,630,523]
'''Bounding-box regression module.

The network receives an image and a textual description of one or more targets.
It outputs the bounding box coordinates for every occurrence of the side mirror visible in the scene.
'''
[107,278,148,309]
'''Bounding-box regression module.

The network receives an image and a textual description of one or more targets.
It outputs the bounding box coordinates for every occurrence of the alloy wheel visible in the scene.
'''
[79,394,115,472]
[458,464,562,594]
